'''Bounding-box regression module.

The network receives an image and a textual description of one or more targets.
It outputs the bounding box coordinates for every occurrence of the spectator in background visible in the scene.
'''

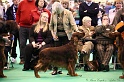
[109,0,123,24]
[30,0,51,25]
[109,0,123,68]
[0,0,5,20]
[49,2,79,75]
[46,0,60,12]
[79,0,99,26]
[95,14,115,72]
[3,1,10,12]
[78,16,95,71]
[61,0,77,18]
[22,12,53,71]
[16,0,36,64]
[104,2,112,15]
[112,0,124,26]
[6,0,20,63]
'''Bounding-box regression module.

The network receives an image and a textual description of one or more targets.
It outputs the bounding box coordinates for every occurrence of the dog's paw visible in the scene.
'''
[35,75,40,78]
[0,75,7,78]
[119,75,124,79]
[74,73,78,76]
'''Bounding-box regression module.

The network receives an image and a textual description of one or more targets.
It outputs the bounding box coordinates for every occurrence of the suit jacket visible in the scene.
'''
[95,25,115,41]
[6,4,17,20]
[78,25,95,39]
[49,9,78,40]
[79,2,99,26]
[112,8,124,26]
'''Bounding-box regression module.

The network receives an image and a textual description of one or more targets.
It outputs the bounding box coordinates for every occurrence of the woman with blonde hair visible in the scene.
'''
[22,12,53,71]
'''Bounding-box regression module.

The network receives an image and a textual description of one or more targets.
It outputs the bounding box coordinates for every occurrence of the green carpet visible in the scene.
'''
[0,61,124,82]
[0,42,124,82]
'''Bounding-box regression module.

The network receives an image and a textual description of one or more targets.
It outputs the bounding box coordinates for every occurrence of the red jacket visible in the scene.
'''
[30,7,51,24]
[16,0,35,28]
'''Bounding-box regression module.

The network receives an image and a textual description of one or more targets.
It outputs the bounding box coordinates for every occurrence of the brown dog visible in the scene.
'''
[109,32,124,79]
[0,37,6,78]
[34,32,85,78]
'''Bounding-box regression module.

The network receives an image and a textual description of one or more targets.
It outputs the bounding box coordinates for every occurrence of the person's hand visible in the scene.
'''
[89,31,95,36]
[53,34,59,41]
[37,44,42,49]
[17,25,20,29]
[32,41,37,48]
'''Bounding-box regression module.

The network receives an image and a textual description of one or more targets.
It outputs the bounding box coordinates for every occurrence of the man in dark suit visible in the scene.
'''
[79,0,99,26]
[6,0,20,63]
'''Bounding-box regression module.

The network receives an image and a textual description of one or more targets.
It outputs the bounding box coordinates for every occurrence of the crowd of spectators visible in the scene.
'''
[0,0,124,79]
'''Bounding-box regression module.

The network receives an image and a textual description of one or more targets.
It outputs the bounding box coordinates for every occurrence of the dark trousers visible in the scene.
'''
[53,36,69,71]
[54,36,69,47]
[4,46,11,66]
[19,27,30,60]
[96,44,114,65]
[11,30,19,58]
[24,43,52,69]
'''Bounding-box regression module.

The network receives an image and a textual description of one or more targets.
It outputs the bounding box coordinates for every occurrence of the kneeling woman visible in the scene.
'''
[22,12,53,71]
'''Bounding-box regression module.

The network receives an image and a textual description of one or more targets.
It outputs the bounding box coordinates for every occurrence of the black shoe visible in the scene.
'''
[22,68,29,71]
[104,65,109,72]
[51,71,57,75]
[84,64,89,71]
[81,51,87,57]
[58,71,62,74]
[100,64,105,71]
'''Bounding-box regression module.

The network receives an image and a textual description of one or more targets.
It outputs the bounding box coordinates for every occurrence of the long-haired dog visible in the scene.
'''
[0,20,6,78]
[0,37,6,78]
[109,32,124,79]
[0,20,16,78]
[34,32,85,78]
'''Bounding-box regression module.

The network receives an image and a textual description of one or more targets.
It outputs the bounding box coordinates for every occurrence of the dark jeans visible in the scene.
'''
[54,36,69,47]
[24,43,52,69]
[4,46,11,66]
[19,27,30,60]
[11,29,19,58]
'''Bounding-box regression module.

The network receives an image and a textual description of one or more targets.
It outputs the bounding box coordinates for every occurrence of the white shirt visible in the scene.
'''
[0,5,4,18]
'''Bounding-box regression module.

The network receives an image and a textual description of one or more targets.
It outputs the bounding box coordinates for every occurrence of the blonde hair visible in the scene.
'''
[82,16,92,23]
[34,12,48,33]
[61,0,69,3]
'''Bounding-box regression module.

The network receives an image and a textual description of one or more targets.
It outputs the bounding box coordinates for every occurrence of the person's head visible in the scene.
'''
[106,2,111,5]
[86,0,92,3]
[61,0,69,9]
[12,0,20,6]
[51,0,60,3]
[39,12,49,23]
[82,16,92,27]
[52,2,64,14]
[35,0,47,8]
[35,12,49,33]
[27,0,33,2]
[101,14,110,25]
[114,0,123,9]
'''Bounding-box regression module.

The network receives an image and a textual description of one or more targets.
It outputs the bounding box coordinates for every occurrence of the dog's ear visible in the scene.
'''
[72,32,85,40]
[71,32,85,45]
